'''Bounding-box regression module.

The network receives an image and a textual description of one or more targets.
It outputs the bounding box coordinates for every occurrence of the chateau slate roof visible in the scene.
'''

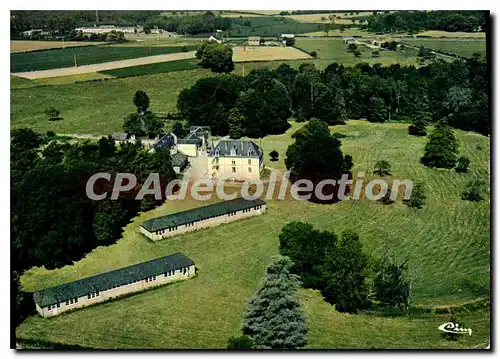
[209,139,262,158]
[140,198,266,233]
[33,253,194,308]
[153,133,175,150]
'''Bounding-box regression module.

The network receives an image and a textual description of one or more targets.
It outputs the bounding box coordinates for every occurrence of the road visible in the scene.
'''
[13,51,196,80]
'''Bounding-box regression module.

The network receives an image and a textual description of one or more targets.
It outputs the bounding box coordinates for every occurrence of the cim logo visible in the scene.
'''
[438,322,472,336]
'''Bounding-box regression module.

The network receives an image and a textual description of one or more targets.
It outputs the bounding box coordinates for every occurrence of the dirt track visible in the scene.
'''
[13,51,196,80]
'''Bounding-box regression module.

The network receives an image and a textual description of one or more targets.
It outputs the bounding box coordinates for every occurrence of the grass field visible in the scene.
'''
[233,46,311,62]
[16,120,489,349]
[10,68,213,135]
[294,38,422,67]
[99,58,200,78]
[401,39,486,58]
[10,45,197,72]
[10,40,106,53]
[415,30,486,38]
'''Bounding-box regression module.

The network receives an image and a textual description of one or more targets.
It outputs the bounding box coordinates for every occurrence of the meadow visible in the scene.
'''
[401,38,487,58]
[11,40,106,53]
[10,45,197,72]
[16,120,490,349]
[99,58,200,78]
[294,38,423,67]
[10,68,213,135]
[232,46,311,62]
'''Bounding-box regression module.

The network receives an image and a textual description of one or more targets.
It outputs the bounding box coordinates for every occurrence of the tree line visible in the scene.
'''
[143,11,231,35]
[10,10,161,38]
[362,10,487,34]
[174,55,489,138]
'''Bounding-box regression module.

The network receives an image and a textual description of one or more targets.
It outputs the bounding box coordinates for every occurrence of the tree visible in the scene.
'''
[374,160,391,176]
[172,121,189,138]
[403,182,426,209]
[242,255,307,349]
[347,43,357,52]
[279,222,336,289]
[227,335,254,349]
[408,115,428,136]
[285,37,295,46]
[420,120,459,169]
[373,259,411,311]
[319,230,370,313]
[367,97,387,123]
[354,50,362,58]
[197,43,234,73]
[228,107,245,139]
[285,120,353,201]
[455,156,470,173]
[372,50,379,57]
[45,106,61,121]
[461,180,486,202]
[142,112,164,139]
[123,113,146,137]
[269,150,279,162]
[133,90,150,114]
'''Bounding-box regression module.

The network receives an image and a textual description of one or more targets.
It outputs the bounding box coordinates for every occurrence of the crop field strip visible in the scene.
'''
[17,120,489,349]
[10,40,106,53]
[10,44,197,72]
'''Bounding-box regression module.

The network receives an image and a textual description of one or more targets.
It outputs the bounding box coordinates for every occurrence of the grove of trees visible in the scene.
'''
[363,11,486,34]
[11,128,176,328]
[175,57,489,138]
[279,222,411,314]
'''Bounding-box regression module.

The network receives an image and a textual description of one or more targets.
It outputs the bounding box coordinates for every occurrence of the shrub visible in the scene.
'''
[227,335,254,349]
[455,156,470,173]
[45,107,61,121]
[354,50,362,58]
[310,51,317,57]
[374,160,391,176]
[269,150,279,162]
[46,131,56,138]
[403,182,426,209]
[372,50,379,57]
[378,191,395,205]
[461,180,486,202]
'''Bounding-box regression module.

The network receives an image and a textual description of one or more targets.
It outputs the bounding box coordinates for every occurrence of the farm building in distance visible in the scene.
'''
[248,36,262,46]
[33,253,195,317]
[75,25,141,34]
[208,139,263,180]
[140,198,267,241]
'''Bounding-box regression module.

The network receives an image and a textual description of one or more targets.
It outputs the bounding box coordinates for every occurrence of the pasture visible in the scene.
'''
[10,40,105,53]
[294,38,422,67]
[99,58,200,78]
[17,120,490,349]
[232,46,311,62]
[401,38,487,58]
[10,45,197,72]
[10,68,213,135]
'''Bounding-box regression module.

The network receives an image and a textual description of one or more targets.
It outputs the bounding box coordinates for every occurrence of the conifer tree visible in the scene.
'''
[421,120,459,168]
[242,255,308,349]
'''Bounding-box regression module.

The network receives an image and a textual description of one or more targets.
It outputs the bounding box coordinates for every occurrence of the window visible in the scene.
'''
[66,300,69,305]
[56,302,60,308]
[231,160,236,165]
[248,167,252,172]
[183,268,187,274]
[87,294,91,299]
[232,167,236,173]
[215,165,219,170]
[248,159,252,165]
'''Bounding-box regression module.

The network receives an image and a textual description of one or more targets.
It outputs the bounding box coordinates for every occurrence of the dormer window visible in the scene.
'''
[230,145,237,156]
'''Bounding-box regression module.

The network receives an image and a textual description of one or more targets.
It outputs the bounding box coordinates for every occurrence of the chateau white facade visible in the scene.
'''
[208,139,263,180]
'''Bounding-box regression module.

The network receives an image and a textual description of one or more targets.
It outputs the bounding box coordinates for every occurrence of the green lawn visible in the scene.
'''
[294,38,424,67]
[99,58,200,78]
[17,120,490,349]
[10,45,197,72]
[10,68,213,135]
[401,39,487,58]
